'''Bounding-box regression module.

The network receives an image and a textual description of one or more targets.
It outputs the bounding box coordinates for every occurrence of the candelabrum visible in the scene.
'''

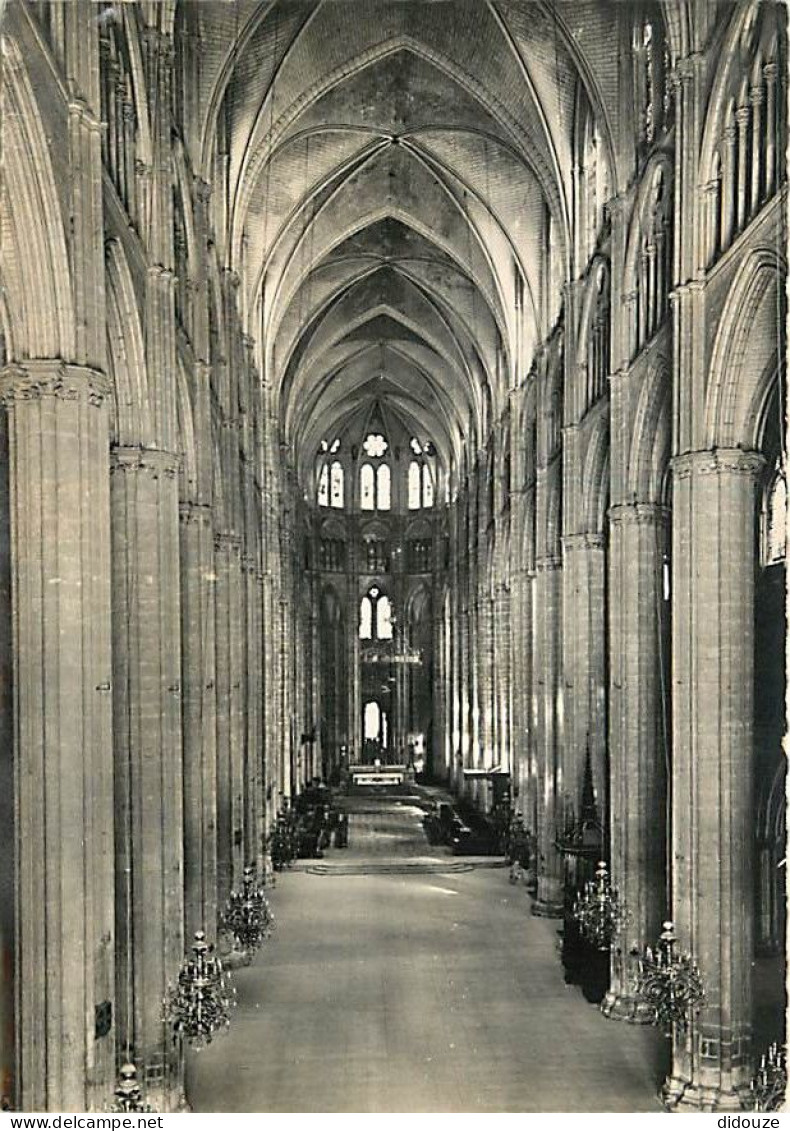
[572,861,631,950]
[749,1043,787,1112]
[109,1064,154,1113]
[164,930,235,1049]
[222,865,275,958]
[636,921,705,1032]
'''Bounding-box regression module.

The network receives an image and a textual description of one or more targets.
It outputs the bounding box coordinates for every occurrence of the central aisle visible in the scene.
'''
[189,796,663,1112]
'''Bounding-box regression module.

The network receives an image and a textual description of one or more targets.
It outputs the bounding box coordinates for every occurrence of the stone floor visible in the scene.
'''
[188,796,665,1112]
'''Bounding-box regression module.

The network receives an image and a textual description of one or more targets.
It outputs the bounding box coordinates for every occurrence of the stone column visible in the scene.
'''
[468,577,481,778]
[561,532,607,817]
[749,83,764,216]
[525,569,538,833]
[261,568,277,819]
[532,555,564,917]
[457,599,470,785]
[763,64,777,198]
[243,549,263,873]
[0,382,10,1111]
[495,584,511,774]
[347,576,358,764]
[280,597,293,797]
[3,363,114,1112]
[665,449,763,1111]
[509,568,524,807]
[735,105,750,235]
[477,593,495,774]
[214,532,244,910]
[179,502,217,944]
[110,445,183,1111]
[721,123,737,251]
[602,503,669,1022]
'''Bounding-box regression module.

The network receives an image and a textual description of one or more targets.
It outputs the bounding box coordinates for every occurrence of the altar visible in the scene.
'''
[350,763,409,787]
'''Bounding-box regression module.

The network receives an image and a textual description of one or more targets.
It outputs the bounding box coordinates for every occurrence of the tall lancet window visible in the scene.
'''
[330,461,344,508]
[762,459,787,566]
[408,460,421,510]
[377,464,391,511]
[360,464,376,511]
[359,433,391,511]
[359,595,373,640]
[422,465,434,508]
[317,439,341,507]
[376,594,393,640]
[359,586,394,640]
[408,438,435,509]
[318,463,329,507]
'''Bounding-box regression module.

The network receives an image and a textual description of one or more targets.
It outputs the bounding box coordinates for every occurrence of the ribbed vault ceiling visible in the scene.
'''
[192,0,624,490]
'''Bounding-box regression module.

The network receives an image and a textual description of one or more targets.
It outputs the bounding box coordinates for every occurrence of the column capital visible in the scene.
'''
[608,501,669,527]
[110,445,180,478]
[672,51,704,86]
[562,531,606,551]
[0,361,111,409]
[535,555,562,573]
[178,501,212,528]
[214,531,242,555]
[671,448,765,481]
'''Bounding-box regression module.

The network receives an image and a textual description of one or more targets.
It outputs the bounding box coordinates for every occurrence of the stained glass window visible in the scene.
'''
[422,464,434,508]
[377,595,393,640]
[317,463,329,506]
[363,433,388,458]
[377,464,391,511]
[359,596,373,640]
[765,464,787,565]
[408,461,421,509]
[364,701,381,741]
[330,460,344,508]
[360,463,375,510]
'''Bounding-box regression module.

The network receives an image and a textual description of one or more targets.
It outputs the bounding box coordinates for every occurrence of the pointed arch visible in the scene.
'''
[581,412,611,533]
[0,37,74,360]
[105,238,152,447]
[706,246,786,450]
[623,153,674,286]
[575,256,610,369]
[628,357,671,502]
[175,357,198,503]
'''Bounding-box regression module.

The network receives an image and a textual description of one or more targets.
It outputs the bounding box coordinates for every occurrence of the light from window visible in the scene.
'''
[408,460,421,510]
[363,433,388,458]
[360,463,375,510]
[377,464,391,511]
[422,464,434,508]
[329,438,341,454]
[330,460,344,508]
[410,437,423,455]
[377,595,393,640]
[360,596,373,639]
[318,463,329,506]
[765,467,787,565]
[364,700,381,741]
